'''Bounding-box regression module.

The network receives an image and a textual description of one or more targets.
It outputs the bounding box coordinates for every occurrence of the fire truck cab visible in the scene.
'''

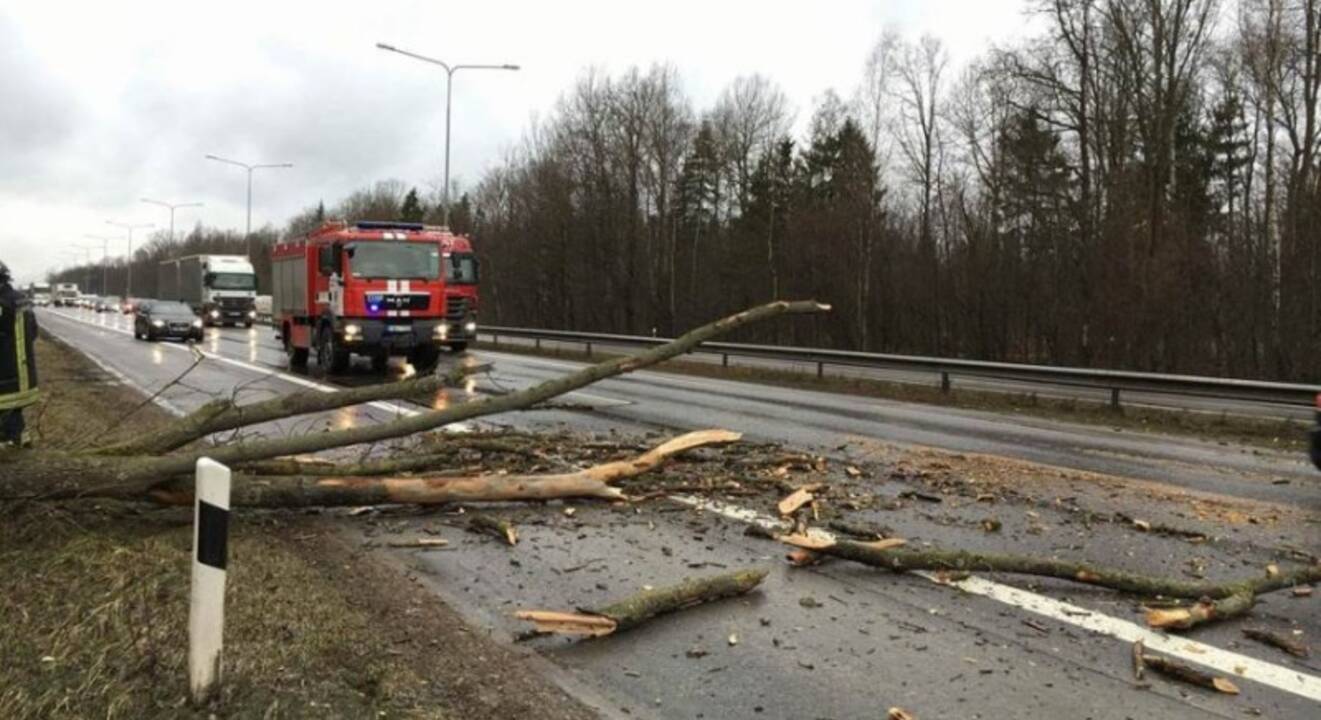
[272,220,467,373]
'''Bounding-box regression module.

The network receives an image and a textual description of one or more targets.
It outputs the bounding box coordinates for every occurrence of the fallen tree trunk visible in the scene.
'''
[772,533,1321,630]
[149,429,740,507]
[101,362,491,456]
[151,472,628,507]
[515,567,768,637]
[1,301,826,500]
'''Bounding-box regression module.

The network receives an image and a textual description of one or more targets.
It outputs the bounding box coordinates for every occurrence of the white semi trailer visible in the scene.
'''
[158,254,258,327]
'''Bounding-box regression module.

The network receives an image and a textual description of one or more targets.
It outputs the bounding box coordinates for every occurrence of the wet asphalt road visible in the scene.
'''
[37,307,1321,719]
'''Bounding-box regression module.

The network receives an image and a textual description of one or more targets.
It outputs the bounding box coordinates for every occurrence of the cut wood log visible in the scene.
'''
[1242,627,1310,658]
[1136,645,1240,694]
[153,471,628,507]
[760,531,1321,630]
[1144,590,1255,630]
[151,429,740,507]
[785,548,823,567]
[469,514,519,546]
[515,567,769,637]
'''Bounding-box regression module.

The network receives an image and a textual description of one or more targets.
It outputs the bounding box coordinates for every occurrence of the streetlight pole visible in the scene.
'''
[141,198,204,244]
[204,155,292,257]
[83,235,114,295]
[375,42,519,227]
[106,221,154,298]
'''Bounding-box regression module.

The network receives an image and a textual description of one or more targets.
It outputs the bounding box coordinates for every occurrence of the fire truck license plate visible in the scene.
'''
[388,325,410,333]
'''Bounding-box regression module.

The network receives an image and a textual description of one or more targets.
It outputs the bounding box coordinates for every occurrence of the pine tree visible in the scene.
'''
[399,188,424,223]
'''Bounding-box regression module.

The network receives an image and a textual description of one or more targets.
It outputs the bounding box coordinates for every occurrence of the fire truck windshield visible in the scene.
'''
[206,273,257,290]
[348,242,441,280]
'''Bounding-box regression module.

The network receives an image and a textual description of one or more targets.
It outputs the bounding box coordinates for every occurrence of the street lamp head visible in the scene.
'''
[503,64,520,70]
[376,42,396,51]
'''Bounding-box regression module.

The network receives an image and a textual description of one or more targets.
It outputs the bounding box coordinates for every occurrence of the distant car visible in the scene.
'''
[121,297,148,314]
[1311,394,1320,472]
[134,300,203,342]
[95,296,121,313]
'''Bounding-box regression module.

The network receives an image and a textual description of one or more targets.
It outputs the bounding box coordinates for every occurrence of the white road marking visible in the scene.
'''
[66,334,188,417]
[670,494,1321,704]
[43,309,470,430]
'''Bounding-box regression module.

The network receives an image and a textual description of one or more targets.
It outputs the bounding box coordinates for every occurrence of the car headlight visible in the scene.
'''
[434,322,449,339]
[151,319,165,328]
[192,319,203,328]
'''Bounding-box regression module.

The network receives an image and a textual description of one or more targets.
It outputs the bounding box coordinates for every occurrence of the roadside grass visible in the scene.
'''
[0,507,433,719]
[0,337,446,719]
[477,340,1307,452]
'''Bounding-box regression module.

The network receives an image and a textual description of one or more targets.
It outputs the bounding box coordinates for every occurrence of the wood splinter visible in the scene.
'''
[516,567,769,638]
[778,484,825,517]
[386,538,449,549]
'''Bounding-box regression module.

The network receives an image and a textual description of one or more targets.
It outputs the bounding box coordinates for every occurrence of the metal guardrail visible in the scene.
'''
[480,326,1321,409]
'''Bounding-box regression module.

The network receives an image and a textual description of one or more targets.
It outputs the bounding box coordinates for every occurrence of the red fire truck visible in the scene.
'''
[271,220,478,374]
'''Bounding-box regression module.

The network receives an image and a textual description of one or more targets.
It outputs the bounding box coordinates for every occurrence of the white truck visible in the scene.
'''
[28,282,52,306]
[158,254,258,327]
[53,282,79,307]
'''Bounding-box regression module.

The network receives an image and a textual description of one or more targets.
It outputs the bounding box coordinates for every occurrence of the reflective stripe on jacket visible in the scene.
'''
[0,285,39,410]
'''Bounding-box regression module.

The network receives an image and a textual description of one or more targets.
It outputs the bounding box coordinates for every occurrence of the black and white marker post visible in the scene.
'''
[189,458,231,705]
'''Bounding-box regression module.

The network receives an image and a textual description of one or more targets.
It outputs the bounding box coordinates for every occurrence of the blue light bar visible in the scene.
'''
[354,220,425,232]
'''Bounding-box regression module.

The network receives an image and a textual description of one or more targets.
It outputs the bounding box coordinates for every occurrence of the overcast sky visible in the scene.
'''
[1,0,1033,286]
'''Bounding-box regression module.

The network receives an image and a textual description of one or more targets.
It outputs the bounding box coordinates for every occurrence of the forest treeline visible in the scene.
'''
[54,0,1320,381]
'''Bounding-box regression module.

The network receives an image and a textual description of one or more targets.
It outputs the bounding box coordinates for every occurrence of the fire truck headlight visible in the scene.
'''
[434,322,449,340]
[248,310,257,318]
[209,309,220,319]
[463,320,477,333]
[343,323,362,339]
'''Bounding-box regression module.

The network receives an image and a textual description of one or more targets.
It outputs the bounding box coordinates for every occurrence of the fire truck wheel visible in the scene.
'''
[370,351,390,373]
[315,328,351,376]
[409,346,441,373]
[283,330,309,367]
[448,342,469,353]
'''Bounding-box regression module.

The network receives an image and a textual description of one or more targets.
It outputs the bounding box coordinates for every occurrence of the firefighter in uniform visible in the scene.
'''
[0,261,39,446]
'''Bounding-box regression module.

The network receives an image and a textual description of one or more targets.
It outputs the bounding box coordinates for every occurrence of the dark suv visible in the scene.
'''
[134,301,203,342]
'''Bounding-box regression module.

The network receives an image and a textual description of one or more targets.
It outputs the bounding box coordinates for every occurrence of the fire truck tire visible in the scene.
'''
[284,329,310,367]
[409,346,441,373]
[448,342,469,353]
[370,351,390,373]
[315,328,351,375]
